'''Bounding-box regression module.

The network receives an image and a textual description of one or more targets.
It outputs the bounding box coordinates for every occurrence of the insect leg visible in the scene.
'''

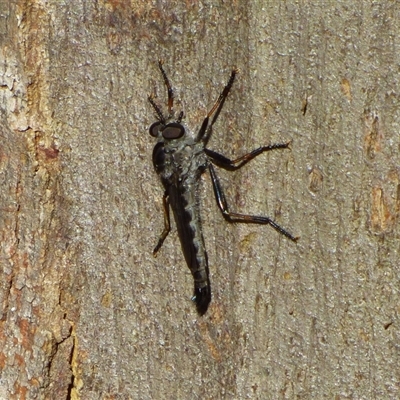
[208,164,299,241]
[158,60,174,115]
[205,142,291,171]
[153,191,171,256]
[148,94,165,123]
[197,68,238,143]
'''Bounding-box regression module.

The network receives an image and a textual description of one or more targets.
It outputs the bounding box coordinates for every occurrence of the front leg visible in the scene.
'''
[205,141,290,171]
[153,191,171,256]
[208,164,298,241]
[196,68,238,143]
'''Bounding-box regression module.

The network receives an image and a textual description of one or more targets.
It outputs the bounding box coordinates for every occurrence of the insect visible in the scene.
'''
[148,60,298,315]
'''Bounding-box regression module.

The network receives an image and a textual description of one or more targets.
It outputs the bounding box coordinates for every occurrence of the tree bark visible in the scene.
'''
[1,1,399,399]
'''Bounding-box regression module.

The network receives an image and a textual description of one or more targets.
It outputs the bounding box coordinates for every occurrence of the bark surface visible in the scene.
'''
[0,1,399,399]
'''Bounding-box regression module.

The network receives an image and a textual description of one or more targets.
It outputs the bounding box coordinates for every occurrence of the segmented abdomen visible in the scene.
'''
[167,179,211,315]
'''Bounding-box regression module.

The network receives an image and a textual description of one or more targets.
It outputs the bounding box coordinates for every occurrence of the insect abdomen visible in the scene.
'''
[168,182,211,315]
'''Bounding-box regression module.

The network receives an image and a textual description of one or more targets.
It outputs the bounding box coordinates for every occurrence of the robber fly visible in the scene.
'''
[148,60,298,316]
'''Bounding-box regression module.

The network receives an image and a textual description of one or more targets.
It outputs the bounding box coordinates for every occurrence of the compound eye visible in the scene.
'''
[149,122,163,137]
[162,123,185,139]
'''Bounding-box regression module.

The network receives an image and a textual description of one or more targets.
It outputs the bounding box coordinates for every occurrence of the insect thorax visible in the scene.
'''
[160,137,208,184]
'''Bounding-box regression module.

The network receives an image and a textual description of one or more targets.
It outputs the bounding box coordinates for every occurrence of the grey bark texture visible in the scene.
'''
[1,1,399,399]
